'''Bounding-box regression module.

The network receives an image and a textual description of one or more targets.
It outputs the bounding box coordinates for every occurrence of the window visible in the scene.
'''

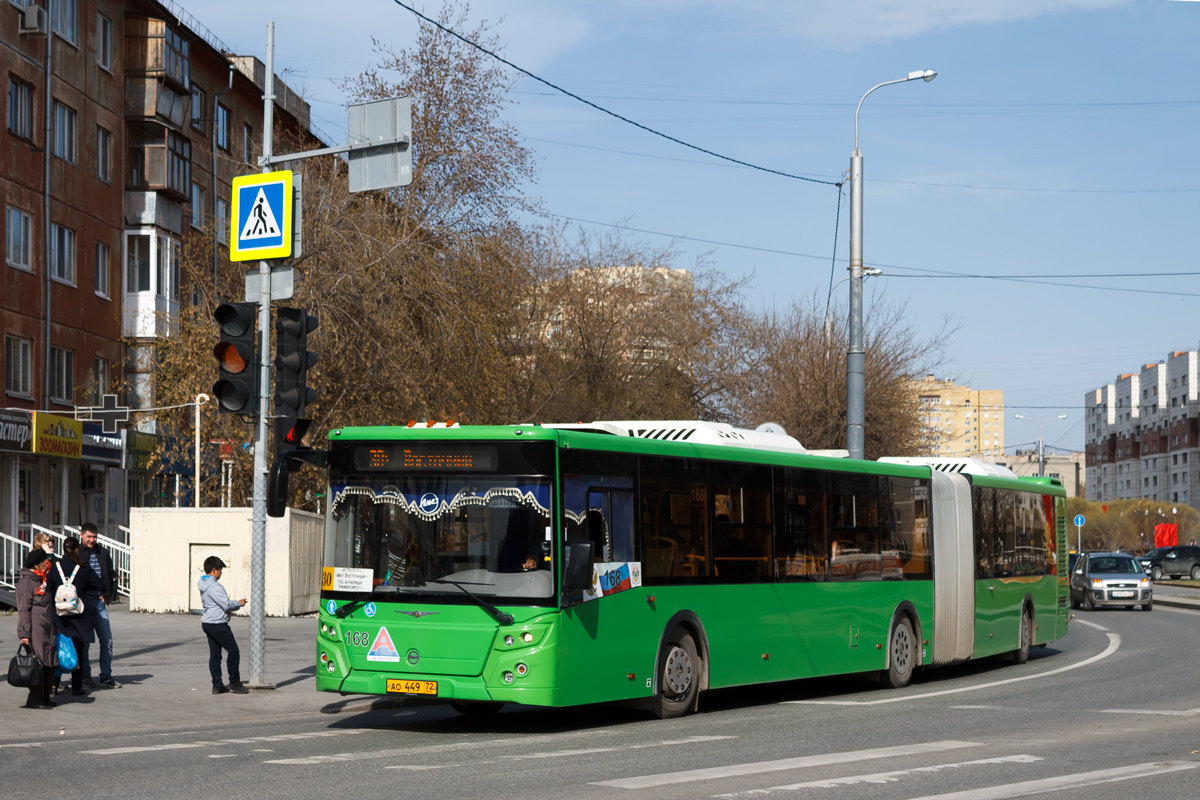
[96,126,111,182]
[640,456,709,585]
[711,463,772,584]
[96,13,113,71]
[215,199,229,244]
[190,85,205,131]
[91,357,108,405]
[52,0,78,43]
[4,336,32,397]
[215,104,229,151]
[6,206,32,270]
[829,473,881,581]
[7,77,33,140]
[561,449,637,564]
[126,233,151,292]
[243,123,253,164]
[775,468,828,582]
[190,184,204,229]
[50,223,75,284]
[50,346,74,404]
[165,27,189,87]
[884,477,932,579]
[94,241,109,296]
[53,101,76,163]
[168,131,191,194]
[155,234,180,301]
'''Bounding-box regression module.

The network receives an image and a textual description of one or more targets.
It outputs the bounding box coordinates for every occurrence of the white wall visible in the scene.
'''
[128,507,323,616]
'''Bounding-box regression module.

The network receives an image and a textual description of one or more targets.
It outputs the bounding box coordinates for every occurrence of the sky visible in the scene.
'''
[183,0,1200,454]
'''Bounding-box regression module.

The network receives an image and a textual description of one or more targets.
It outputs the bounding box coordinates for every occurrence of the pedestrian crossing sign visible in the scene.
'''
[230,170,293,262]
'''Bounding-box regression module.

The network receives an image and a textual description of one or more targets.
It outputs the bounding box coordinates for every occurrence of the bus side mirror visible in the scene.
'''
[563,541,594,591]
[268,448,329,518]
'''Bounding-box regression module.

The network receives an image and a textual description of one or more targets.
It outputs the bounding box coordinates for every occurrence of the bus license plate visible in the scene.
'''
[386,679,437,696]
[1111,591,1134,598]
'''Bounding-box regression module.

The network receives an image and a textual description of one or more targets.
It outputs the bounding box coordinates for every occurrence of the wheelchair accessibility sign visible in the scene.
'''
[230,170,293,262]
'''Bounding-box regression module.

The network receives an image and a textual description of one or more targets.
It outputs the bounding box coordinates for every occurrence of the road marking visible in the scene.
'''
[1099,707,1200,717]
[506,735,735,762]
[714,755,1041,797]
[591,741,982,789]
[786,633,1120,707]
[267,730,618,765]
[208,754,238,759]
[1073,619,1108,631]
[385,765,454,771]
[949,706,1001,710]
[901,760,1199,799]
[83,730,365,755]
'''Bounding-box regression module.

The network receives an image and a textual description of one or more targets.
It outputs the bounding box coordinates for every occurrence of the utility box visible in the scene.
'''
[128,507,324,616]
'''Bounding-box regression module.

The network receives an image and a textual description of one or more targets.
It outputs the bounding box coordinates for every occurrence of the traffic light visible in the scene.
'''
[211,302,258,414]
[274,307,318,455]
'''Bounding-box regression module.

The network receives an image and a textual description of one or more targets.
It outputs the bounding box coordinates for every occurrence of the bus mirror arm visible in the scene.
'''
[268,448,330,518]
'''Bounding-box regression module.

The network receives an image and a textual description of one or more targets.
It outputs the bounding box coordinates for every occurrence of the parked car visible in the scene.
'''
[1137,546,1200,581]
[1070,552,1152,611]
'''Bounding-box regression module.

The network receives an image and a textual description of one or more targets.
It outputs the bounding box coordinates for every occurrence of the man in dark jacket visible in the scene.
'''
[78,523,120,689]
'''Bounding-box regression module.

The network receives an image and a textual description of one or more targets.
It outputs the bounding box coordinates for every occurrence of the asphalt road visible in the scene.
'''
[4,606,1199,800]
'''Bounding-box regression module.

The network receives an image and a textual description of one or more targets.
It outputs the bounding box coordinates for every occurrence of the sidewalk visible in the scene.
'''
[0,605,393,742]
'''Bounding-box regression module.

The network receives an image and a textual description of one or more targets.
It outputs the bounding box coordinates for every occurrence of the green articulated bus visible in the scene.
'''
[307,420,1069,718]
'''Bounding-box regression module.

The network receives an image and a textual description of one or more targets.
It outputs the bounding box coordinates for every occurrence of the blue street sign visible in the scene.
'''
[1074,514,1085,527]
[230,170,293,261]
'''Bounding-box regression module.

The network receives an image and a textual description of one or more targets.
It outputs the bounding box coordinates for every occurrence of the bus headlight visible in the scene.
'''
[327,661,336,673]
[502,671,514,684]
[504,635,514,647]
[521,632,533,644]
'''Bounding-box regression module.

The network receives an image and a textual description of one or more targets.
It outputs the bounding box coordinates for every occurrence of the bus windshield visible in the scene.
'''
[327,468,555,603]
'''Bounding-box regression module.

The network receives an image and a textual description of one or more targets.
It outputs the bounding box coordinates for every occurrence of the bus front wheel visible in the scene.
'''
[1011,606,1032,664]
[880,616,915,689]
[652,627,700,719]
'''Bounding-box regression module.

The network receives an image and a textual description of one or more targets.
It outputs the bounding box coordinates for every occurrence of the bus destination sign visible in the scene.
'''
[355,445,498,472]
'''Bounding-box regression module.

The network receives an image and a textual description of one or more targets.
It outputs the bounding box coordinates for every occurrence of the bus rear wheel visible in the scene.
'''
[880,616,915,689]
[450,700,504,716]
[652,627,699,719]
[1012,606,1032,664]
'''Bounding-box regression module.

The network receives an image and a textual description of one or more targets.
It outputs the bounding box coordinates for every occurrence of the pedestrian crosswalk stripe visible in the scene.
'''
[713,754,1041,797]
[591,740,982,789]
[902,760,1199,800]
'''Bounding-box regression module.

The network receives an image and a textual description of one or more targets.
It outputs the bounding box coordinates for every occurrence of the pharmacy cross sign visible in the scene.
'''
[78,394,130,434]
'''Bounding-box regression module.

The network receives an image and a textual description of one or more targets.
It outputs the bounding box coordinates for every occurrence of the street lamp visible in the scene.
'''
[846,69,937,460]
[1013,413,1068,477]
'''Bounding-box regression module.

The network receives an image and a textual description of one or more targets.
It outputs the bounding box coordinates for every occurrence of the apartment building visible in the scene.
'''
[1085,351,1199,504]
[996,450,1085,497]
[910,375,1005,457]
[1,0,315,537]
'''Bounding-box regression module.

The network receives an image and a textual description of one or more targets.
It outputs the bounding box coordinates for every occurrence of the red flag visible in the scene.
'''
[1155,523,1165,548]
[1102,504,1108,513]
[1167,523,1179,547]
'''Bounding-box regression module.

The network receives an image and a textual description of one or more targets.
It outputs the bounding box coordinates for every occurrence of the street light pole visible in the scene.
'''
[847,70,936,460]
[1013,413,1067,477]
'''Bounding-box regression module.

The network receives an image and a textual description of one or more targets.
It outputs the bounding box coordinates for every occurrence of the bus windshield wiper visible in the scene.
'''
[333,591,380,618]
[431,578,513,625]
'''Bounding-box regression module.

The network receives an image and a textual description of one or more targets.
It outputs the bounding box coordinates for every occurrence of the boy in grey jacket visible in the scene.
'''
[198,556,249,695]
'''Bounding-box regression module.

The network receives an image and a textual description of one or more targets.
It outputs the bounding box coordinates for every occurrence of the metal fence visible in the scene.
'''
[0,524,131,597]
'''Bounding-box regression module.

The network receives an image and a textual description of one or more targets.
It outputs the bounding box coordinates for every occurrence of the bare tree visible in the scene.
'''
[733,295,956,458]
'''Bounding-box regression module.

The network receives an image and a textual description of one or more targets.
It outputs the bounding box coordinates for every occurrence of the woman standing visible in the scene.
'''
[31,532,59,564]
[15,550,58,709]
[49,537,105,697]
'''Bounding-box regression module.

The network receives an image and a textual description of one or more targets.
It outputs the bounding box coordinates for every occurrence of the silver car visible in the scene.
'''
[1070,552,1152,611]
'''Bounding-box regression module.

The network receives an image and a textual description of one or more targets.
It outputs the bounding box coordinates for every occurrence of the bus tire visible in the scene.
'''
[450,700,504,716]
[880,616,915,689]
[1012,606,1032,664]
[652,627,700,719]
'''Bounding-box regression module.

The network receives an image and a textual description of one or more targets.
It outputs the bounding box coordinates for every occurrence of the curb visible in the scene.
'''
[1150,596,1200,611]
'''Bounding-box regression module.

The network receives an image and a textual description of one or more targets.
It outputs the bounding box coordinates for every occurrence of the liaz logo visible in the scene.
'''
[419,493,439,513]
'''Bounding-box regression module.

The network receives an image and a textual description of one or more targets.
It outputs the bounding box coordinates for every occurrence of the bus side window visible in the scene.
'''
[640,456,710,585]
[995,490,1016,578]
[974,486,995,579]
[560,450,637,566]
[711,462,772,584]
[828,473,881,582]
[774,467,828,582]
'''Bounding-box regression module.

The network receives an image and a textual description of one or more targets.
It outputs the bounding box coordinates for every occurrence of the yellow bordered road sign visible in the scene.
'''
[230,170,293,262]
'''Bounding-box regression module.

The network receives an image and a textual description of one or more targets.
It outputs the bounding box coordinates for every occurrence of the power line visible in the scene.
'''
[388,0,839,188]
[524,135,1200,194]
[548,213,1200,299]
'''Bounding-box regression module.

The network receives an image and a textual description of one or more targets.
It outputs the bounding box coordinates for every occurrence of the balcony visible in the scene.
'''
[125,16,190,91]
[127,123,190,201]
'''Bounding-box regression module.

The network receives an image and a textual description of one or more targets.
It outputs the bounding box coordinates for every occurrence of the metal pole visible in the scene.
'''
[846,150,864,460]
[42,0,55,410]
[247,21,276,689]
[1038,424,1045,477]
[194,393,209,508]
